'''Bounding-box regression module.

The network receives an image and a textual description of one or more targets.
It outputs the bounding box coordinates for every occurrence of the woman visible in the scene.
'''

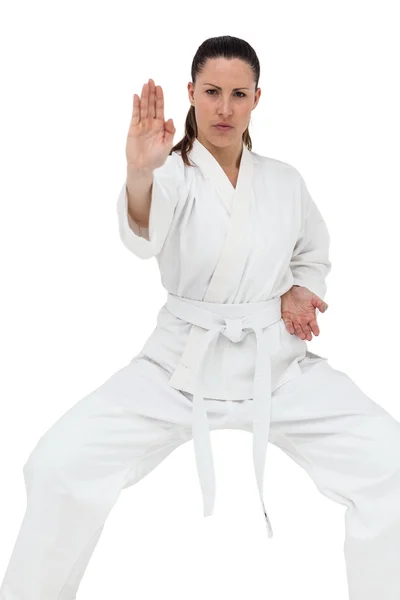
[1,35,399,600]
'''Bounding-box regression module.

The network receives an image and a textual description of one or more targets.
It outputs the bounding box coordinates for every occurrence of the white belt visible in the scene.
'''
[166,292,283,538]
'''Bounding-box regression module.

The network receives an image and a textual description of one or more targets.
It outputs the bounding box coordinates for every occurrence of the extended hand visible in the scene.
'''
[281,286,328,341]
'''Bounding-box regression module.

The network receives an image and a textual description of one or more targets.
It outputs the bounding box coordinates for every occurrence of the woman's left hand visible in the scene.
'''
[281,285,328,341]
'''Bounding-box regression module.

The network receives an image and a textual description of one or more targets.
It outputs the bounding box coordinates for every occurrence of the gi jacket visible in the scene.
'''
[116,138,331,401]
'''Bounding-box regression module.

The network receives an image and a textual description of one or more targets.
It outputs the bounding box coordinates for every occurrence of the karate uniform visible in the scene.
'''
[1,138,400,600]
[116,138,334,534]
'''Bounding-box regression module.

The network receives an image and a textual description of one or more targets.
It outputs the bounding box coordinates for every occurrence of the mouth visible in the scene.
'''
[214,124,233,131]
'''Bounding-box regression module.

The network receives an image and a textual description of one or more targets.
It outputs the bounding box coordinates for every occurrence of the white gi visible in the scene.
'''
[1,138,400,600]
[119,138,332,534]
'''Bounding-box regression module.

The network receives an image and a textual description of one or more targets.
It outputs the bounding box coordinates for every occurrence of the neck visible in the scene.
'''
[196,133,243,170]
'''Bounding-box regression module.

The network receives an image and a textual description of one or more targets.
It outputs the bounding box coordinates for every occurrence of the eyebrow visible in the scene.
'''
[203,83,250,91]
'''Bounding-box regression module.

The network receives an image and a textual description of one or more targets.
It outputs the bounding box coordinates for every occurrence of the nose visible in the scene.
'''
[217,97,233,116]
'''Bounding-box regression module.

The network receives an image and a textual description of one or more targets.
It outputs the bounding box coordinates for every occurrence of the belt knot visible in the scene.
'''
[222,317,246,342]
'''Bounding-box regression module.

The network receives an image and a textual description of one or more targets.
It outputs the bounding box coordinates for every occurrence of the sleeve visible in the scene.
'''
[116,152,184,259]
[289,173,332,300]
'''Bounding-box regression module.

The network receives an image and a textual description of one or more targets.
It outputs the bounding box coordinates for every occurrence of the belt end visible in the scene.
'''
[203,504,214,518]
[264,509,274,538]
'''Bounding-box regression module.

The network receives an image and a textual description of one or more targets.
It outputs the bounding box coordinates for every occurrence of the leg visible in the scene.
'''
[269,360,400,600]
[0,358,193,600]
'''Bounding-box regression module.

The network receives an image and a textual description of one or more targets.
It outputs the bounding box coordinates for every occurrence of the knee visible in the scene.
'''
[22,428,80,488]
[372,413,400,474]
[354,413,400,506]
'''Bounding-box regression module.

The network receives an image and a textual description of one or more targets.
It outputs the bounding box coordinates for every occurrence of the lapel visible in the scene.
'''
[188,138,255,301]
[167,138,256,392]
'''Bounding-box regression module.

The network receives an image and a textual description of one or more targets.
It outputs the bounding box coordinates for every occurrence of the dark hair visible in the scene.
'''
[170,35,260,166]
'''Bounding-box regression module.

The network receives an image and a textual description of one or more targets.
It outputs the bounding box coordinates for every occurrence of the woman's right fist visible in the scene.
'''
[126,79,176,171]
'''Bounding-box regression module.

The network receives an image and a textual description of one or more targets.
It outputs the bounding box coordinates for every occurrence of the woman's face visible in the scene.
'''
[188,57,261,150]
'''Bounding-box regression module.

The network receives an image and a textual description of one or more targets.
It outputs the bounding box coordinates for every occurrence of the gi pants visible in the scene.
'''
[1,357,400,600]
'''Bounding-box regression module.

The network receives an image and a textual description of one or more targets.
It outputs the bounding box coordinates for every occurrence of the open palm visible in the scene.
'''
[281,286,328,341]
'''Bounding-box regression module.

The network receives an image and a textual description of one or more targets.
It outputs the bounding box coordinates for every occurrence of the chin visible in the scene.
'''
[210,129,238,143]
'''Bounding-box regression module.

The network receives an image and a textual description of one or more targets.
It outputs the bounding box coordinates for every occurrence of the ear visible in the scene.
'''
[253,87,261,109]
[187,82,194,104]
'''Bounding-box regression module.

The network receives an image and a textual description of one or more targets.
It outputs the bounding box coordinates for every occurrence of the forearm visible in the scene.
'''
[126,166,154,228]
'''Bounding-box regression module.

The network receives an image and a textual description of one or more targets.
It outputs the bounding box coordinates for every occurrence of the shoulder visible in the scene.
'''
[153,150,186,187]
[251,150,303,186]
[157,149,184,173]
[168,148,198,195]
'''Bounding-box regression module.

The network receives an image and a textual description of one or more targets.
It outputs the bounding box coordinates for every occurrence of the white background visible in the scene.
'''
[1,1,399,599]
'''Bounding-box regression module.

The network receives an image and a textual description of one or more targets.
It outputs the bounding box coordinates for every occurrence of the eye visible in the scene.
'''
[206,89,246,98]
